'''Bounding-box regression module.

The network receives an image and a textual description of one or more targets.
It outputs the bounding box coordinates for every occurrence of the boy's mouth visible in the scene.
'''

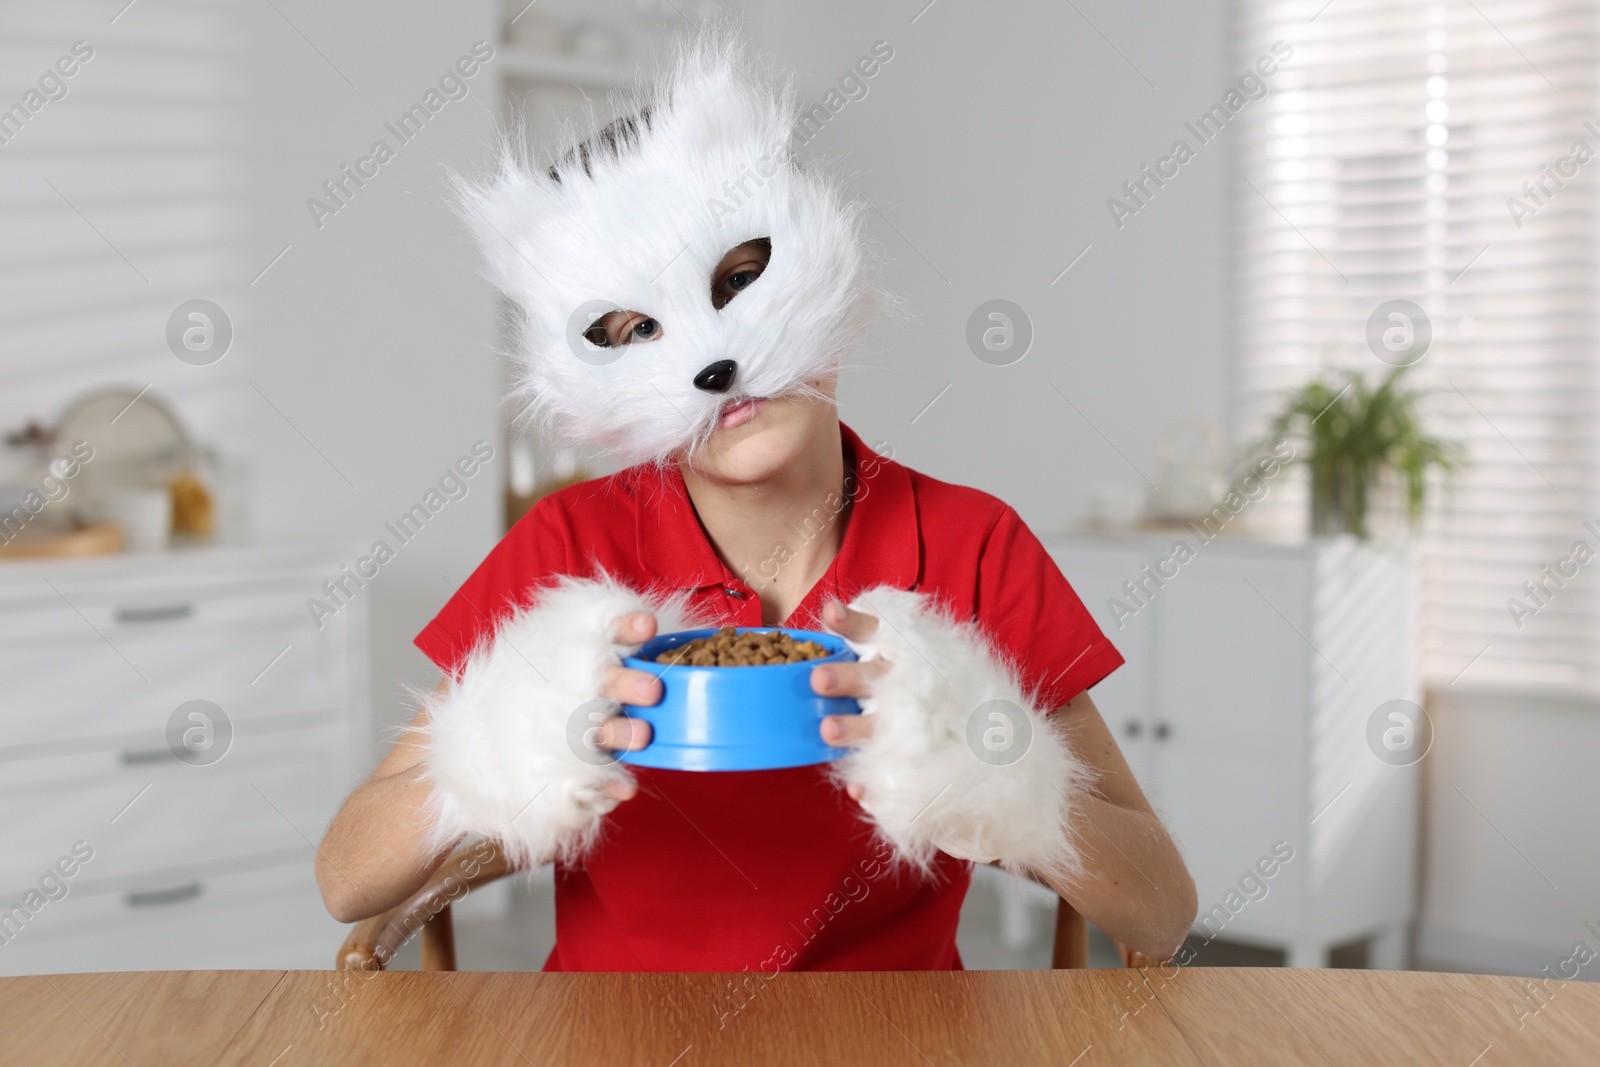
[716,396,769,432]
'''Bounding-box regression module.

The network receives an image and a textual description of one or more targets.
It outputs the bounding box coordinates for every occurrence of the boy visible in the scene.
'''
[316,31,1195,971]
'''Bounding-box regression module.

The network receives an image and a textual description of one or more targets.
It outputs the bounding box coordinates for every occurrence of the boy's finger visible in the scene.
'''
[821,713,874,747]
[601,664,663,706]
[598,715,652,751]
[810,658,889,698]
[822,599,880,642]
[610,611,657,645]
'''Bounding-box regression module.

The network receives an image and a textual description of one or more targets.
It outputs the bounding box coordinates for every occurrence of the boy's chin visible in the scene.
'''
[690,396,826,483]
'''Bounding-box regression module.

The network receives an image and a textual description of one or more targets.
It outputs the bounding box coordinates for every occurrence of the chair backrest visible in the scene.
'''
[1051,897,1091,969]
[337,844,1155,972]
[338,842,512,972]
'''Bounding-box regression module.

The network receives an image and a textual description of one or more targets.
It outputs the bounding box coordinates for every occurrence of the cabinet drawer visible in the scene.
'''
[0,589,356,754]
[0,585,324,637]
[0,722,352,891]
[0,857,345,975]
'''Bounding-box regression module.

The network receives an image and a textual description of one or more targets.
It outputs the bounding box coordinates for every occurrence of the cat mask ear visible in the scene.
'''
[453,25,890,466]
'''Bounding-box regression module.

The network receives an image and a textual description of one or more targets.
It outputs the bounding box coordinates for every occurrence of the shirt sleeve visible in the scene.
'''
[413,495,574,678]
[974,505,1124,713]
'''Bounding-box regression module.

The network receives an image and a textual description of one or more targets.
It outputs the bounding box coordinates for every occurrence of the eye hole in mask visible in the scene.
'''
[584,310,663,348]
[580,236,772,348]
[711,237,771,311]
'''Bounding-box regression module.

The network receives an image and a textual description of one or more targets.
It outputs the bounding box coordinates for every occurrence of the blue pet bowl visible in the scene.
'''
[618,628,861,771]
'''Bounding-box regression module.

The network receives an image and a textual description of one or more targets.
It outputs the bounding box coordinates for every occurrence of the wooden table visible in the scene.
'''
[4,968,1597,1065]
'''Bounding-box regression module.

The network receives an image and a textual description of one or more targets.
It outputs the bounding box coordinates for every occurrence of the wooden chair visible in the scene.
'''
[337,842,1163,972]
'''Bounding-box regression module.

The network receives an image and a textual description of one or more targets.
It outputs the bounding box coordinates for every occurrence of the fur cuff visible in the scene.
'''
[833,586,1095,879]
[419,574,692,868]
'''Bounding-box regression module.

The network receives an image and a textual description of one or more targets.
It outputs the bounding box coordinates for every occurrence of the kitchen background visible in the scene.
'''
[2,0,1595,980]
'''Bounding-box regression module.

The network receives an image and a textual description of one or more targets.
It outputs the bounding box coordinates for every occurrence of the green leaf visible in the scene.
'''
[1254,365,1466,538]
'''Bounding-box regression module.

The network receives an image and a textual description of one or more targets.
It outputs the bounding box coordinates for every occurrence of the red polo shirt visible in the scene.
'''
[415,421,1122,973]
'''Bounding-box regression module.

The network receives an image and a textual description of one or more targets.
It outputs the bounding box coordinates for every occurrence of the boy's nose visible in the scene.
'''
[693,359,737,393]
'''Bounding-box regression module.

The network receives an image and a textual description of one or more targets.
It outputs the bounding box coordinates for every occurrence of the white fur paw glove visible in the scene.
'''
[832,586,1095,879]
[419,575,690,869]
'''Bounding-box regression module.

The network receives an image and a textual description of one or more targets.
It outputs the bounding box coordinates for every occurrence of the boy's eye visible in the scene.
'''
[584,311,663,348]
[711,237,772,311]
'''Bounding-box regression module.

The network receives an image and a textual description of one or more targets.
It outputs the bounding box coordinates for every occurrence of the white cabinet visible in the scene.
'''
[1046,532,1421,967]
[0,545,369,975]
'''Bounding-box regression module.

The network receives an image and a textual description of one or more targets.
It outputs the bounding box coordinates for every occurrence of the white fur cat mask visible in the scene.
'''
[454,30,888,466]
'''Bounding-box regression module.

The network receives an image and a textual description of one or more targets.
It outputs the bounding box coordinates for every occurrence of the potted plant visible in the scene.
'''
[1266,366,1463,538]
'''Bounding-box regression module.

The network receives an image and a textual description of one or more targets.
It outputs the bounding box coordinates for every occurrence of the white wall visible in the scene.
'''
[747,0,1231,535]
[1419,688,1600,976]
[242,0,501,754]
[0,0,252,498]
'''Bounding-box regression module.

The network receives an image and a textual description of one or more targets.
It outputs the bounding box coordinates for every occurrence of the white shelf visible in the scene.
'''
[497,46,636,89]
[0,541,368,599]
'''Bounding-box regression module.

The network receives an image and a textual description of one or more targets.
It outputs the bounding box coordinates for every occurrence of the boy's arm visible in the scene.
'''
[815,598,1197,961]
[822,686,1196,958]
[315,682,456,924]
[1039,690,1197,959]
[315,613,663,924]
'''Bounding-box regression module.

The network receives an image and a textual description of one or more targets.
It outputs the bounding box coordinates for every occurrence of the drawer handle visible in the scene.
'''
[125,882,203,908]
[120,746,181,766]
[1153,722,1172,741]
[115,603,194,624]
[1124,721,1143,738]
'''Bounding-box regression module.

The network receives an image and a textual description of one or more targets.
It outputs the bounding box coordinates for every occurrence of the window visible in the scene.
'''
[1233,0,1600,693]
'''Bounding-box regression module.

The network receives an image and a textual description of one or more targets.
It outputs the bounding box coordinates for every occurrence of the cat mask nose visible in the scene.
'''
[693,359,737,393]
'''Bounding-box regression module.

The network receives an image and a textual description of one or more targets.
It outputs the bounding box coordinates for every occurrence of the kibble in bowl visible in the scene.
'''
[650,626,832,667]
[619,626,861,771]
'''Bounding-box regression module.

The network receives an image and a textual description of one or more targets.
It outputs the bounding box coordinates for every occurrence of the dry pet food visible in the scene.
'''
[652,626,830,667]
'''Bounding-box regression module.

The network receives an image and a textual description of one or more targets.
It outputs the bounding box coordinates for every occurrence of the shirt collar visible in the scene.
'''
[632,420,921,595]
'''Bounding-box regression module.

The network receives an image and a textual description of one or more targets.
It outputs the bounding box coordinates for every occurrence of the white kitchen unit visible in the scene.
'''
[1045,531,1421,968]
[0,545,369,975]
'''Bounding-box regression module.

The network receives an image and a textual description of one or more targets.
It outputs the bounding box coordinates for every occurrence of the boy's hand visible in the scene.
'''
[812,599,888,799]
[590,611,664,801]
[596,605,890,802]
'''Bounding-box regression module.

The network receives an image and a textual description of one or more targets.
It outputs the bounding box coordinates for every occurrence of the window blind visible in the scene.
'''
[1232,0,1600,693]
